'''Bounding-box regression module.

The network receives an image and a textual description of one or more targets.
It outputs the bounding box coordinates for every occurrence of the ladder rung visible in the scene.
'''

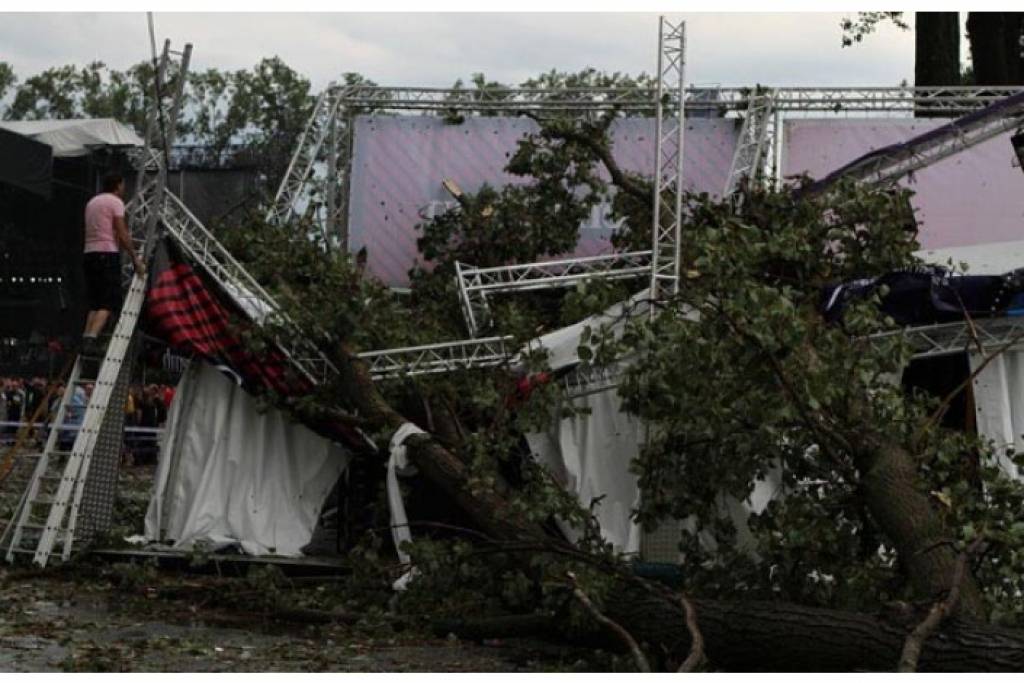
[6,547,37,555]
[31,496,57,506]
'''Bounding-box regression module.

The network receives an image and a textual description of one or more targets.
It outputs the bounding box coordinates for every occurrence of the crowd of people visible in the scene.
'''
[1,375,175,465]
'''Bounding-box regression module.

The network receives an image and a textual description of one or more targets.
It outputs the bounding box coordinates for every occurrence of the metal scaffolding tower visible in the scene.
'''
[649,17,687,308]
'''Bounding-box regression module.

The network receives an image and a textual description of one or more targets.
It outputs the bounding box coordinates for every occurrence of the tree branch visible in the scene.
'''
[897,537,985,672]
[522,112,648,202]
[567,571,651,673]
[918,325,1024,439]
[678,594,705,672]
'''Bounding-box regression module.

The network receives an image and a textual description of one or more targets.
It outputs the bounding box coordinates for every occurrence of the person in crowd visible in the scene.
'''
[122,385,142,466]
[3,378,26,437]
[60,381,91,450]
[161,384,175,412]
[136,385,162,465]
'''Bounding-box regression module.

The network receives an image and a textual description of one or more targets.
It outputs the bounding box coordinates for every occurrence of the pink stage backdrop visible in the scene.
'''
[784,119,1024,251]
[348,115,739,286]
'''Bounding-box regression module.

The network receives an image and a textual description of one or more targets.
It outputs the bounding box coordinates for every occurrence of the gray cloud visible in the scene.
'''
[0,12,915,91]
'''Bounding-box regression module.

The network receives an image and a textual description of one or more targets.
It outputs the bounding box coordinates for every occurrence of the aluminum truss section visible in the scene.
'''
[649,17,687,307]
[768,86,1024,115]
[724,91,776,196]
[268,84,359,248]
[874,316,1024,361]
[357,336,515,380]
[561,361,627,399]
[163,189,518,384]
[321,85,1023,116]
[267,87,338,228]
[454,252,652,336]
[811,91,1024,191]
[153,188,342,387]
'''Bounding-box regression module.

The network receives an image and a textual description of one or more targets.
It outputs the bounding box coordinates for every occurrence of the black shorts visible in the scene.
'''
[83,251,123,311]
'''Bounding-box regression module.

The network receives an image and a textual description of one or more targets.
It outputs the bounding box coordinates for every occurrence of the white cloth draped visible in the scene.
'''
[143,362,349,556]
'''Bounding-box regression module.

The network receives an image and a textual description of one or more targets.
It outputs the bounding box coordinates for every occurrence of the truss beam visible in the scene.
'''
[810,90,1024,191]
[319,85,1024,115]
[357,336,514,380]
[455,252,652,336]
[724,91,776,196]
[873,316,1024,361]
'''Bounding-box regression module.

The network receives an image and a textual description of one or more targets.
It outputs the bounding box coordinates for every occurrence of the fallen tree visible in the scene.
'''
[219,102,1024,671]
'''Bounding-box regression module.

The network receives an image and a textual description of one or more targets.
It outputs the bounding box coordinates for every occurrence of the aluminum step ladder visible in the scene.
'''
[0,38,192,567]
[0,330,131,564]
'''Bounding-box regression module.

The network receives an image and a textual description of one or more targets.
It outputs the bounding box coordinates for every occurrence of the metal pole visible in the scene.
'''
[325,100,338,249]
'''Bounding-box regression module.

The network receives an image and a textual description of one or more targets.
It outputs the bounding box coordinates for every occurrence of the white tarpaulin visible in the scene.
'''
[970,350,1024,482]
[917,238,1024,276]
[0,118,143,157]
[522,293,781,557]
[144,361,350,556]
[526,388,644,554]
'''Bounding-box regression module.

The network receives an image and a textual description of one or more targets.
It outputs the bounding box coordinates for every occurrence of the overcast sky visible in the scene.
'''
[0,12,919,90]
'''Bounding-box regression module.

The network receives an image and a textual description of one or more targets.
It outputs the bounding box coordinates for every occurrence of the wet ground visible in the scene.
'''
[0,562,600,672]
[1,464,602,673]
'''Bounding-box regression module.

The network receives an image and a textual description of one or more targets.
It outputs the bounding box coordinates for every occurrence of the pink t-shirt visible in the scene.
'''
[83,193,125,254]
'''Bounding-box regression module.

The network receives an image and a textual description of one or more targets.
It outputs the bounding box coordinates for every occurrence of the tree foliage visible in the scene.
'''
[210,83,1024,656]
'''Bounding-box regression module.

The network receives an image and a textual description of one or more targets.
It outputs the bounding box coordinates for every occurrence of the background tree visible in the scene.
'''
[842,11,1024,87]
[0,61,16,118]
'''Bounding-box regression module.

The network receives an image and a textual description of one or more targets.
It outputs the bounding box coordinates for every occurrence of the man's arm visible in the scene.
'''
[113,215,146,274]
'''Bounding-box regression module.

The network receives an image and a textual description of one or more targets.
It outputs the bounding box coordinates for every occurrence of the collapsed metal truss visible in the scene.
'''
[810,91,1024,191]
[266,86,358,247]
[264,20,1024,384]
[356,336,514,380]
[874,316,1024,361]
[454,252,652,337]
[724,91,776,196]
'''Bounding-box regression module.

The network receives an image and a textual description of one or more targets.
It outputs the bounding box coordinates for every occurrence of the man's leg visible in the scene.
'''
[83,309,111,338]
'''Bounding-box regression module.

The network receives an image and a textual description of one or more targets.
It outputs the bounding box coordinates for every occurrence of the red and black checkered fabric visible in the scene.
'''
[143,238,364,449]
[144,239,307,397]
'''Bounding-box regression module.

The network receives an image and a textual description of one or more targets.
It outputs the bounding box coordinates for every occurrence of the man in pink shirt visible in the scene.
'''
[81,173,145,357]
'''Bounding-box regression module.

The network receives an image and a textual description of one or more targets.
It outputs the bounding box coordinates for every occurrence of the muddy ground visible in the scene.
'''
[0,464,612,673]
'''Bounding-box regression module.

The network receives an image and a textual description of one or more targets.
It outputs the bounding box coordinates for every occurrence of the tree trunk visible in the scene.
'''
[603,592,1024,671]
[915,12,961,89]
[330,345,1012,669]
[335,342,552,544]
[856,437,986,620]
[1002,13,1024,84]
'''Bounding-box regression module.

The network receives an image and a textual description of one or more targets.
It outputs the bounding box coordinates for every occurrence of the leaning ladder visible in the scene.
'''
[0,39,192,567]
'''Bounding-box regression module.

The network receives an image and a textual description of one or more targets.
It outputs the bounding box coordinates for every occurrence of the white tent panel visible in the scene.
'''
[144,362,349,556]
[0,118,143,157]
[970,350,1024,481]
[917,239,1024,276]
[526,389,643,554]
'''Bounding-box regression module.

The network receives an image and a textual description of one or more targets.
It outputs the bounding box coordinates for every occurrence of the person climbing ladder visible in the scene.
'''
[81,173,146,358]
